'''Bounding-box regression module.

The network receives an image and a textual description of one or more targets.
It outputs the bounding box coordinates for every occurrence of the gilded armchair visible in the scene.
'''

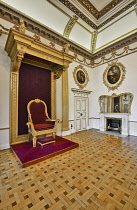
[26,99,56,147]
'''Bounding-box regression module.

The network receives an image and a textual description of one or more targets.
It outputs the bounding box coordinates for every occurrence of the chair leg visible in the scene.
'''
[28,132,31,141]
[53,133,55,139]
[33,136,37,147]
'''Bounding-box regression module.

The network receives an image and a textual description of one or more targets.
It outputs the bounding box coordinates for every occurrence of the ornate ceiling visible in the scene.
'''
[58,0,137,29]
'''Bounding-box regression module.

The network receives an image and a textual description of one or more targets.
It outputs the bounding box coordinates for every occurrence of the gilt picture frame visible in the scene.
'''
[103,62,126,91]
[73,65,89,89]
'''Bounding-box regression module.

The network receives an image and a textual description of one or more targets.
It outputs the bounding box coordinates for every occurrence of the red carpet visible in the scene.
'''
[11,136,79,167]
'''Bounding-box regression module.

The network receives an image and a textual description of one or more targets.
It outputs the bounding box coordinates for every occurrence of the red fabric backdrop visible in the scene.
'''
[18,63,51,135]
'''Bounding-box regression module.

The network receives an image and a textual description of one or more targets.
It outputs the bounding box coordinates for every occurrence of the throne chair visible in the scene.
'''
[26,99,56,147]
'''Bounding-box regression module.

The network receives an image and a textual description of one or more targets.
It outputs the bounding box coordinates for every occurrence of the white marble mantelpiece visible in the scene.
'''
[100,113,130,136]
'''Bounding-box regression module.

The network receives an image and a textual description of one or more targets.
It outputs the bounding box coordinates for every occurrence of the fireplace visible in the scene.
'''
[100,113,129,136]
[107,118,122,133]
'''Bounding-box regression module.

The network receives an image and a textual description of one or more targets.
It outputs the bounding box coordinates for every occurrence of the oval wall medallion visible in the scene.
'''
[73,65,89,89]
[103,62,126,91]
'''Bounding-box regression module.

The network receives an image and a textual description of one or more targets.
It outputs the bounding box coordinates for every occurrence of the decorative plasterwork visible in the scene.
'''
[0,23,9,36]
[58,0,137,29]
[76,0,122,19]
[1,2,137,62]
[98,1,137,29]
[13,18,26,34]
[71,88,92,96]
[58,0,97,29]
[103,62,126,91]
[73,42,137,68]
[91,30,98,53]
[73,65,89,89]
[0,2,92,59]
[63,15,78,38]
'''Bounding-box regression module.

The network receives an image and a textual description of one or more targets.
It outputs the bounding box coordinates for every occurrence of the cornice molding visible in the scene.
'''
[76,0,122,19]
[98,0,137,29]
[0,2,93,59]
[57,0,97,29]
[92,31,137,60]
[58,0,137,29]
[0,2,137,66]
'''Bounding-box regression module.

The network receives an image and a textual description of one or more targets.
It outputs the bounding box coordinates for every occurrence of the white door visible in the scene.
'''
[75,97,88,131]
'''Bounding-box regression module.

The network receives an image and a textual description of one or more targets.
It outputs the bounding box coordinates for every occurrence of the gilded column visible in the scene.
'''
[51,72,56,120]
[62,67,69,132]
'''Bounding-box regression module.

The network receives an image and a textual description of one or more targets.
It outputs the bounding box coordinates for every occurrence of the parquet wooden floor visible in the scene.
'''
[0,129,137,210]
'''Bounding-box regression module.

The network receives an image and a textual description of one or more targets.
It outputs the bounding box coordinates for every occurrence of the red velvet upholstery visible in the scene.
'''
[30,102,48,124]
[34,123,55,131]
[27,99,56,147]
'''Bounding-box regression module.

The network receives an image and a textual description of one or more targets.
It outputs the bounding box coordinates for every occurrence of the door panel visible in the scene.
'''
[75,97,88,131]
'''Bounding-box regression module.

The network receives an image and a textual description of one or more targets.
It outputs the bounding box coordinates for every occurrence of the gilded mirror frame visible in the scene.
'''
[99,93,133,114]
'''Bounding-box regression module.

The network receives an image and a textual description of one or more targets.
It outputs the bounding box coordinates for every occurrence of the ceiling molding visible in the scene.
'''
[58,0,137,29]
[0,2,137,62]
[76,0,123,19]
[92,31,137,60]
[57,0,97,29]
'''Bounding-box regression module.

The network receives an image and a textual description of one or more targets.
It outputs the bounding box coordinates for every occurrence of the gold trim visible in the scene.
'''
[95,28,137,53]
[76,0,124,19]
[63,15,78,38]
[58,0,137,29]
[0,128,9,130]
[47,0,94,33]
[62,67,69,131]
[1,2,137,62]
[0,24,9,36]
[5,29,74,144]
[73,65,89,89]
[99,93,133,114]
[51,72,56,119]
[22,59,53,71]
[91,31,98,53]
[103,62,126,91]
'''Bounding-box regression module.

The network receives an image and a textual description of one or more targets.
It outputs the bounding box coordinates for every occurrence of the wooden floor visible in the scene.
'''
[0,129,137,210]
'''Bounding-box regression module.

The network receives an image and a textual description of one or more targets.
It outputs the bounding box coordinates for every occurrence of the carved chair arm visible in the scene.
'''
[26,122,35,133]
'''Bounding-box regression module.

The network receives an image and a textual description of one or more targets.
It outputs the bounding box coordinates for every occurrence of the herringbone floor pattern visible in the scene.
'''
[0,129,137,209]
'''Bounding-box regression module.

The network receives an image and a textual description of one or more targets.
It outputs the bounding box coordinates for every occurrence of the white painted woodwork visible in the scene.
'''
[75,97,88,131]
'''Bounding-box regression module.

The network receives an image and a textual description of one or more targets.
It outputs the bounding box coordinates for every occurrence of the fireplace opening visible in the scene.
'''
[107,118,122,133]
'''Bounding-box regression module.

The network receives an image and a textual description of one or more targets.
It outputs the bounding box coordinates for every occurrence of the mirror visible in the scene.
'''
[99,93,133,113]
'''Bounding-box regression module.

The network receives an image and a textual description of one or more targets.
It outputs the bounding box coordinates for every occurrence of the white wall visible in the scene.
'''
[70,23,92,50]
[0,32,11,150]
[1,0,69,35]
[91,52,137,136]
